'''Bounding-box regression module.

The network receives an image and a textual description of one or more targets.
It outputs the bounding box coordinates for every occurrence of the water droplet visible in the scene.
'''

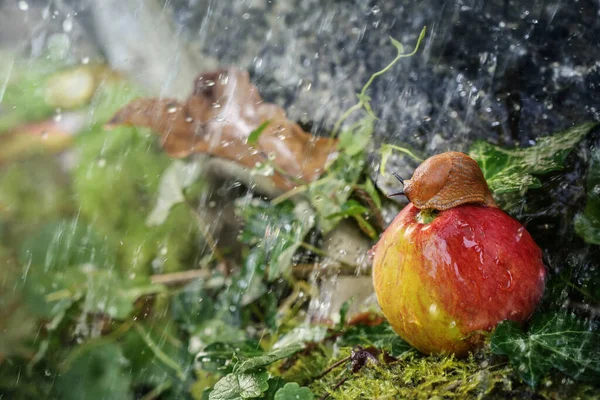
[167,106,178,114]
[18,1,29,11]
[97,158,106,168]
[242,12,251,20]
[63,17,73,33]
[429,303,438,315]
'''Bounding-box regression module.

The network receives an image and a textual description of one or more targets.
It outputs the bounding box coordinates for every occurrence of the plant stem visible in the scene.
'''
[331,26,427,137]
[185,201,226,263]
[271,184,308,205]
[133,322,187,381]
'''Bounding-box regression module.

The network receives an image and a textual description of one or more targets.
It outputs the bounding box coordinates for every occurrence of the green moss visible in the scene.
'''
[270,344,333,384]
[73,127,202,275]
[310,348,514,399]
[0,157,73,244]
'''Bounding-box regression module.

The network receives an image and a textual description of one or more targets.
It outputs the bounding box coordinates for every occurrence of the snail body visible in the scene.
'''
[401,151,497,210]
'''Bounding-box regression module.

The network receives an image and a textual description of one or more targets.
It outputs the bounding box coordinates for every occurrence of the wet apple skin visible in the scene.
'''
[372,203,546,356]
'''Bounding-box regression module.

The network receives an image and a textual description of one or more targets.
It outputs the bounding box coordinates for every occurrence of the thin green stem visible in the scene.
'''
[133,322,187,381]
[271,184,308,205]
[331,26,427,137]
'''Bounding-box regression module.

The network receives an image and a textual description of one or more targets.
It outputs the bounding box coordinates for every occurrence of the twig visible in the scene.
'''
[313,355,351,381]
[292,262,371,278]
[151,269,210,286]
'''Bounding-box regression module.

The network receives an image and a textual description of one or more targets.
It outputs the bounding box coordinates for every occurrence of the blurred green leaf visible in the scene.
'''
[470,123,597,194]
[575,149,600,244]
[57,343,132,400]
[209,370,269,400]
[195,341,264,373]
[274,382,314,400]
[237,199,314,280]
[308,152,365,233]
[337,117,373,156]
[147,160,202,226]
[247,120,271,145]
[19,219,114,273]
[236,343,304,373]
[74,127,200,275]
[491,312,600,387]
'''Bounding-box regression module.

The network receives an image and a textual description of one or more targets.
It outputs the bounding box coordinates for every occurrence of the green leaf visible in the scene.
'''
[209,371,269,400]
[575,149,600,244]
[195,341,264,373]
[237,199,314,280]
[247,120,271,145]
[236,343,304,373]
[274,382,314,400]
[56,343,132,400]
[325,199,369,220]
[359,177,382,209]
[308,153,365,233]
[337,322,413,357]
[147,160,202,226]
[337,117,374,156]
[470,123,597,194]
[491,312,600,387]
[389,37,404,53]
[19,219,114,273]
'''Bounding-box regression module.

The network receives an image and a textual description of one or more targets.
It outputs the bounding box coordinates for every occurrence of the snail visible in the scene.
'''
[390,151,497,211]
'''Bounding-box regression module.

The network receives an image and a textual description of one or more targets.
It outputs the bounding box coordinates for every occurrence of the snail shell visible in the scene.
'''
[403,151,497,211]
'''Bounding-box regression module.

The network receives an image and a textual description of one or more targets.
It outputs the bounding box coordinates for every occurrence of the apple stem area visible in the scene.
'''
[416,209,439,224]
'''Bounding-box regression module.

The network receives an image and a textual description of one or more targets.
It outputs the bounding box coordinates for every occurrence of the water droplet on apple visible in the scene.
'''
[428,303,438,315]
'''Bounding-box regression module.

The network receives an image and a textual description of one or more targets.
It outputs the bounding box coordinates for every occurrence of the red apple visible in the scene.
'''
[372,203,546,355]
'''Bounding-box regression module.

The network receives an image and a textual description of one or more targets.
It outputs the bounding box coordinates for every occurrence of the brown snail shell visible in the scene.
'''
[401,151,497,211]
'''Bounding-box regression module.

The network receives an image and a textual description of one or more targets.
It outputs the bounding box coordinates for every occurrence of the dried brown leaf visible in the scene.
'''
[108,68,338,190]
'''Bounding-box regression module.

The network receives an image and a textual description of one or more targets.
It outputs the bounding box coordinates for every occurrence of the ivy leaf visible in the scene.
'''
[235,343,305,373]
[56,343,132,400]
[209,370,269,400]
[237,199,314,280]
[575,149,600,244]
[274,382,315,400]
[338,322,413,357]
[491,312,600,387]
[470,123,597,194]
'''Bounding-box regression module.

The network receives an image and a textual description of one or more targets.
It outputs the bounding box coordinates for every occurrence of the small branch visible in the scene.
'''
[313,355,351,381]
[151,269,210,286]
[292,262,371,279]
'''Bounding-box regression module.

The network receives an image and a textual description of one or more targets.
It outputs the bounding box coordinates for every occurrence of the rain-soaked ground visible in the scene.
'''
[0,1,599,399]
